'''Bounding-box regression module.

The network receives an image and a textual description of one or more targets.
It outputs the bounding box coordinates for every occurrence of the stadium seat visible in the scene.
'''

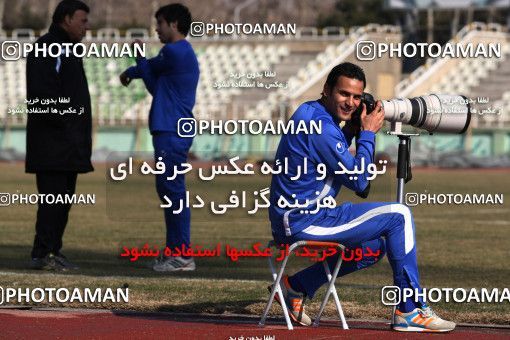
[12,28,35,40]
[97,28,120,40]
[322,26,345,37]
[259,240,349,330]
[125,28,149,40]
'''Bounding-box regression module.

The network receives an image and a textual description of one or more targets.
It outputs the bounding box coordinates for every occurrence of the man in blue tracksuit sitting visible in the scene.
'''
[120,3,199,272]
[268,62,455,332]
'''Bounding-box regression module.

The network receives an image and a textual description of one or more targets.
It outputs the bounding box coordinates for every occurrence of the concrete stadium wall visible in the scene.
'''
[191,38,335,54]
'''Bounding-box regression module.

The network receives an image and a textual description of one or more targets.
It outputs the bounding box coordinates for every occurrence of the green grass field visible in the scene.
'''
[0,162,509,325]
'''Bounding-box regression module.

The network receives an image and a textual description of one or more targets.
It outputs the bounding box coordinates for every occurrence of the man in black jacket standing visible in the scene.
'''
[26,0,92,271]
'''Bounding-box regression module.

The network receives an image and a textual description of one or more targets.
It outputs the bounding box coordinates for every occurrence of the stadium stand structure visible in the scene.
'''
[1,24,509,162]
[85,55,150,125]
[396,22,510,128]
[0,25,402,126]
[0,57,26,124]
[470,50,510,129]
[242,24,402,121]
[0,26,351,125]
[193,43,291,120]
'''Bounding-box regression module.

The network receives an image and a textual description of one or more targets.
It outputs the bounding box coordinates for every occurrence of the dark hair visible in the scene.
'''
[155,3,192,36]
[325,62,366,92]
[52,0,90,24]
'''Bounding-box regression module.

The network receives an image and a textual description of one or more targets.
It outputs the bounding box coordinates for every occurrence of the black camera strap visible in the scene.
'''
[397,135,413,183]
[355,135,375,199]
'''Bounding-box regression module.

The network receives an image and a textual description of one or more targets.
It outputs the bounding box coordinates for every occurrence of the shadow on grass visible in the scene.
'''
[0,244,276,280]
[111,299,264,319]
[155,299,264,315]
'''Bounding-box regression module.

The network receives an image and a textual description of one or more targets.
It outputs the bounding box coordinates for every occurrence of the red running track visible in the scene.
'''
[1,308,509,340]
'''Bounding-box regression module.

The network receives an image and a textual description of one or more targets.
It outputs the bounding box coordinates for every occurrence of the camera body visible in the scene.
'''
[351,92,376,127]
[350,92,376,199]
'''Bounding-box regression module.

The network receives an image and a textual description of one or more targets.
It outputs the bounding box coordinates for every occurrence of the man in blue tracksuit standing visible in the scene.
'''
[120,3,199,272]
[268,63,455,332]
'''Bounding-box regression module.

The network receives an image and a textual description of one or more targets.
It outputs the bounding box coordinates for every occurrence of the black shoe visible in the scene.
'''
[30,253,67,271]
[54,253,79,270]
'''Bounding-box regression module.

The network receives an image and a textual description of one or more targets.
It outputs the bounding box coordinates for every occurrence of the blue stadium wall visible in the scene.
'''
[1,127,509,160]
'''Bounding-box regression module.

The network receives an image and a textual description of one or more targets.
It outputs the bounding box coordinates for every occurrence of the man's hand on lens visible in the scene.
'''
[119,71,131,87]
[361,101,384,133]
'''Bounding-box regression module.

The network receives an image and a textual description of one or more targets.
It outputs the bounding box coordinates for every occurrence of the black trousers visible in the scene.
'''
[31,172,78,258]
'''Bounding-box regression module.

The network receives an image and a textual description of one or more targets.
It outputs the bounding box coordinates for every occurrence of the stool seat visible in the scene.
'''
[259,239,349,330]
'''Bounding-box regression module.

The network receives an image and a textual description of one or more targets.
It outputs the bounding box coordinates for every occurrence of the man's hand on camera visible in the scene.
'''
[119,71,131,87]
[361,101,384,133]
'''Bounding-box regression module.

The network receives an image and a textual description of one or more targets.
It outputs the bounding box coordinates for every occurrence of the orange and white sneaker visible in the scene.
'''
[392,305,456,332]
[268,275,312,326]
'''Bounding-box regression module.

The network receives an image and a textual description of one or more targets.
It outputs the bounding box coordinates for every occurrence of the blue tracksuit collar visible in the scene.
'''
[309,100,341,125]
